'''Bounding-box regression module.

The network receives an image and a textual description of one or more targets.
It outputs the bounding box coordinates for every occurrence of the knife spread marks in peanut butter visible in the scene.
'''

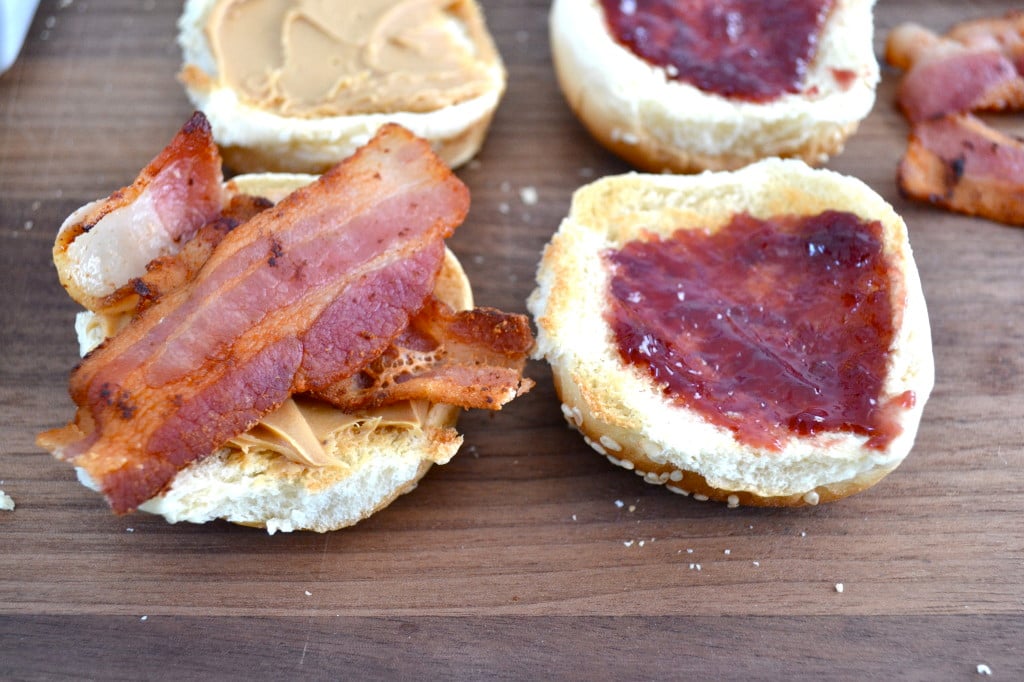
[206,0,499,117]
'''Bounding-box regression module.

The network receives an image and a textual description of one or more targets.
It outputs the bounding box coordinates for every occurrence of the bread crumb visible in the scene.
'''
[627,504,636,513]
[835,583,844,593]
[0,490,14,511]
[686,548,693,554]
[638,540,645,547]
[623,540,634,547]
[140,616,148,621]
[976,664,992,675]
[519,186,538,205]
[753,561,760,567]
[305,590,312,596]
[800,531,807,537]
[724,549,731,555]
[126,527,134,533]
[614,499,624,508]
[571,514,577,521]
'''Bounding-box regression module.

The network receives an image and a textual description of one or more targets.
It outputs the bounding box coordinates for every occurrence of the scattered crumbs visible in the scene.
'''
[519,186,538,205]
[627,505,636,513]
[723,549,731,555]
[497,202,510,214]
[976,664,992,676]
[752,561,760,567]
[614,499,624,509]
[579,166,594,178]
[835,583,844,593]
[499,180,511,193]
[305,590,312,596]
[0,490,14,511]
[623,540,634,548]
[571,514,577,521]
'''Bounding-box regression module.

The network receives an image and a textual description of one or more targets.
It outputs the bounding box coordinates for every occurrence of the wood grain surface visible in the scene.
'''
[1,0,1022,678]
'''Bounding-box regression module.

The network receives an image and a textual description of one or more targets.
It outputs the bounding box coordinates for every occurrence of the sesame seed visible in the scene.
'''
[693,494,709,502]
[140,616,147,621]
[803,490,820,505]
[498,202,510,214]
[519,186,538,205]
[977,664,992,675]
[638,540,645,547]
[628,505,636,513]
[667,485,690,496]
[571,514,577,521]
[727,494,740,508]
[615,499,624,509]
[599,435,622,452]
[835,583,844,593]
[669,470,683,482]
[724,549,731,555]
[584,436,607,456]
[687,549,693,554]
[305,590,312,596]
[624,540,634,547]
[752,561,760,567]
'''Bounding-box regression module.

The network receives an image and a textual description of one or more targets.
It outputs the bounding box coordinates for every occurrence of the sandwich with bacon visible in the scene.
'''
[38,113,534,533]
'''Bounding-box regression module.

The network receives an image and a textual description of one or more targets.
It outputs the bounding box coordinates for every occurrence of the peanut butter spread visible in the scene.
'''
[205,0,499,117]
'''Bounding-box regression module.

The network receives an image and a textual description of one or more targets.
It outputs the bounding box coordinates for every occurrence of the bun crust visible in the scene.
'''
[79,174,473,533]
[550,0,880,173]
[177,0,506,173]
[528,159,934,506]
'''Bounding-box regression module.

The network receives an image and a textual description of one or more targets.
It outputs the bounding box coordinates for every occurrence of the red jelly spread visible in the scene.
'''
[598,0,834,102]
[604,210,911,451]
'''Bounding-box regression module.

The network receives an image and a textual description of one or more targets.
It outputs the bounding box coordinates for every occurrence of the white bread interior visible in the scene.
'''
[177,0,506,174]
[527,159,934,506]
[76,174,471,532]
[550,0,880,173]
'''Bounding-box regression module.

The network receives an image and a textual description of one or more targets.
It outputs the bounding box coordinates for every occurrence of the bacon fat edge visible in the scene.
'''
[45,123,470,513]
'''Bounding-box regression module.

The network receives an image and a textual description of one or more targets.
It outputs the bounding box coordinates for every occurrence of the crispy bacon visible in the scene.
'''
[53,112,226,314]
[45,124,470,513]
[898,114,1024,226]
[315,296,535,412]
[887,13,1024,226]
[886,22,1024,122]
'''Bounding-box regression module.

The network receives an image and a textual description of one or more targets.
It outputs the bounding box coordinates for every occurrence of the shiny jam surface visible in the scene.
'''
[604,211,911,451]
[598,0,834,101]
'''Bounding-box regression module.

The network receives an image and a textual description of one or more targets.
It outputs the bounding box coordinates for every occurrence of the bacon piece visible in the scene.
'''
[898,114,1024,226]
[53,112,225,314]
[45,124,469,513]
[315,296,535,412]
[887,23,1024,122]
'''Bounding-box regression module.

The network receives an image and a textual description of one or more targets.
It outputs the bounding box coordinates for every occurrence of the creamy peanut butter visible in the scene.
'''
[228,396,431,468]
[205,0,499,117]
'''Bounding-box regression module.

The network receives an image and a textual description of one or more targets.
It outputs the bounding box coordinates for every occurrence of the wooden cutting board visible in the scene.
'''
[1,0,1021,677]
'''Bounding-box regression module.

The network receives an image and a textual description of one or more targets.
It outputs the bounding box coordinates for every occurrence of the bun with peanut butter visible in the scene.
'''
[177,0,506,173]
[39,116,533,533]
[528,159,933,506]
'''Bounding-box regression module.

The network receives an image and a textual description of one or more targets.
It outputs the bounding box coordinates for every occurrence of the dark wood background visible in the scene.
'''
[1,1,1022,678]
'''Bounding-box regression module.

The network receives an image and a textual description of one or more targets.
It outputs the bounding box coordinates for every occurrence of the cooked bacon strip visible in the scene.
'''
[315,296,535,411]
[887,23,1024,122]
[45,124,469,513]
[898,114,1024,226]
[122,193,273,315]
[946,11,1024,69]
[53,112,225,314]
